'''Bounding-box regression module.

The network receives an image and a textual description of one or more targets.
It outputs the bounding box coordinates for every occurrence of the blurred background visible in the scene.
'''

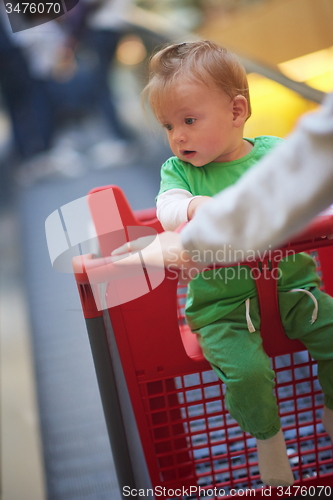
[0,0,332,498]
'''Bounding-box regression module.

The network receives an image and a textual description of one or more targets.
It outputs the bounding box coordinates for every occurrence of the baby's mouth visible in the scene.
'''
[182,150,196,157]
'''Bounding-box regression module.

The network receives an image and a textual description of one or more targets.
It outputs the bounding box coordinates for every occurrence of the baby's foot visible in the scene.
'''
[256,429,294,486]
[322,405,333,440]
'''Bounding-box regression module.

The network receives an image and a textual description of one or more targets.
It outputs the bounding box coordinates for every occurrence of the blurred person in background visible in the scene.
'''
[0,10,52,162]
[44,0,137,158]
[77,0,136,142]
[1,0,136,182]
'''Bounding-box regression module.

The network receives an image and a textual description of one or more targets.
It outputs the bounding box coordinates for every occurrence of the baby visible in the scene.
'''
[136,40,333,486]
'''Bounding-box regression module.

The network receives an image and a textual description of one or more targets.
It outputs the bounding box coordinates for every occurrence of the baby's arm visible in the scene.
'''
[187,196,212,220]
[157,189,209,230]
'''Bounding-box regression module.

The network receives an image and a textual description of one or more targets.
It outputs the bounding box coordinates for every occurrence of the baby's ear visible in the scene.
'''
[232,95,249,127]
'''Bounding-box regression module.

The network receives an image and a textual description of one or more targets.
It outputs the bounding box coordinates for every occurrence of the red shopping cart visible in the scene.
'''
[73,185,333,499]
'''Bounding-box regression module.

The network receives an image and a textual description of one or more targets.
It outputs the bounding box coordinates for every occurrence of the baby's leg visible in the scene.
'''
[256,430,294,486]
[195,300,293,486]
[279,288,333,441]
[322,406,333,440]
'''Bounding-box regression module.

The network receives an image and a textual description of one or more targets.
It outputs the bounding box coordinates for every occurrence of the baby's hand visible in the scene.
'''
[111,232,207,283]
[111,232,185,268]
[111,235,154,260]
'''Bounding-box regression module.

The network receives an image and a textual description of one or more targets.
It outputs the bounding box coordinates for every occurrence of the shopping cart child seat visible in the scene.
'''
[73,185,333,499]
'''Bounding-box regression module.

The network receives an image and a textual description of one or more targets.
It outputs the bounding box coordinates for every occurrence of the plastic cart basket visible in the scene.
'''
[73,185,333,499]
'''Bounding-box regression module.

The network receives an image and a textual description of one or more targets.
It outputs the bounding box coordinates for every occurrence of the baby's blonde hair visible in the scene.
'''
[143,40,251,121]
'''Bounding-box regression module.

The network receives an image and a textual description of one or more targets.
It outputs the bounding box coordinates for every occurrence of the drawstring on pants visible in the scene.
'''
[245,298,256,332]
[244,288,318,333]
[289,288,318,324]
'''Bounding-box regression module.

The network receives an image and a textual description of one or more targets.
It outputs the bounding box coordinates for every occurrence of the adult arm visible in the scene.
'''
[181,93,333,264]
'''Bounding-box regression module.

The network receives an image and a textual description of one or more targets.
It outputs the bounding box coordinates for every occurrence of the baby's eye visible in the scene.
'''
[163,124,172,131]
[185,117,196,125]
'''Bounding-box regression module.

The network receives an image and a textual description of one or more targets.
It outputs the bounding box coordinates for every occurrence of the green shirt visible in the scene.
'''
[158,136,320,330]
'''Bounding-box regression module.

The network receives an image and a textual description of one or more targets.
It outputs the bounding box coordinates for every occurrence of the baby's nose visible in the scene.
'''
[173,128,186,143]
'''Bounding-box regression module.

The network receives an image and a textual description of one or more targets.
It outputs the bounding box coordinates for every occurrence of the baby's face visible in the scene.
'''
[159,80,242,166]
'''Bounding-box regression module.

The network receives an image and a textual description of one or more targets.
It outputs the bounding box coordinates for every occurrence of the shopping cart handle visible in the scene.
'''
[282,206,333,247]
[73,253,147,285]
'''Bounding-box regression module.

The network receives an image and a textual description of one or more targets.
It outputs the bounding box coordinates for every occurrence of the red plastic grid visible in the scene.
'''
[139,355,331,499]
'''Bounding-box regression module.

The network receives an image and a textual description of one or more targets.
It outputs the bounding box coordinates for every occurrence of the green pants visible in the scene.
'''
[194,287,333,440]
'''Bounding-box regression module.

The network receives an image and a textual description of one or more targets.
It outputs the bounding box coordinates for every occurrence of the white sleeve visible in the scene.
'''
[156,189,202,231]
[181,92,333,264]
